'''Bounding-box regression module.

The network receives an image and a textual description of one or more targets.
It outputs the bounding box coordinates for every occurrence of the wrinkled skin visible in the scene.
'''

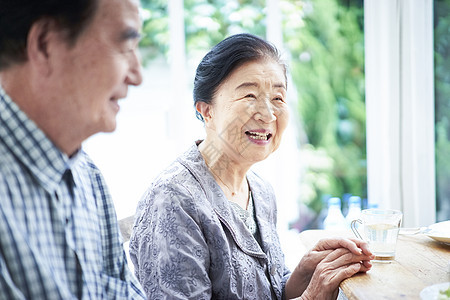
[285,238,374,300]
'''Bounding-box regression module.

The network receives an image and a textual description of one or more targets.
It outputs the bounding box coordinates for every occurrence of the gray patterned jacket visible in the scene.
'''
[129,143,291,299]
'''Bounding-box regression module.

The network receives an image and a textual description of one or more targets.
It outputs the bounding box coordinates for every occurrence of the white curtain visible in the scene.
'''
[365,0,435,227]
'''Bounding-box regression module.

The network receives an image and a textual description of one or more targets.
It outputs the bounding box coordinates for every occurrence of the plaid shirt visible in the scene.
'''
[0,86,146,299]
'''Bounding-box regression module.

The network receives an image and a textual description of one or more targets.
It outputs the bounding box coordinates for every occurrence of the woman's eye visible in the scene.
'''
[245,94,256,98]
[274,96,285,102]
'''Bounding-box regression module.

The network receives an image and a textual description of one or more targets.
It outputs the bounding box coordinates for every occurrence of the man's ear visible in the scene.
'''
[27,18,60,76]
[196,101,215,127]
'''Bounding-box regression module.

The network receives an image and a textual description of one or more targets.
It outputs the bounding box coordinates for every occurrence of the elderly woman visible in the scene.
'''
[129,33,373,299]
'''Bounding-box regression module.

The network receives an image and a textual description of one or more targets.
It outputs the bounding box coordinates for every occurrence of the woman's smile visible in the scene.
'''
[245,129,273,144]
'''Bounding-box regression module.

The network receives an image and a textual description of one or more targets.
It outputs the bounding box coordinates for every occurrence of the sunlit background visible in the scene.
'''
[84,0,449,269]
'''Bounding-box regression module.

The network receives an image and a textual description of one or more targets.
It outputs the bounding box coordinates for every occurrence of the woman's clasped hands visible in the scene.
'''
[285,238,374,300]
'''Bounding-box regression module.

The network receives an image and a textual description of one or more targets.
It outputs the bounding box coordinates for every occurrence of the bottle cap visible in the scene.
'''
[328,197,341,207]
[349,196,361,204]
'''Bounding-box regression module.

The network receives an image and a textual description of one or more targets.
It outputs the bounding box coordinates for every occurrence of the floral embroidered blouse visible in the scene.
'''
[129,143,291,299]
[229,192,259,241]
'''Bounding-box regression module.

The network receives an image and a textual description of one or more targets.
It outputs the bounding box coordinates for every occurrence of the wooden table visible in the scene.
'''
[298,229,450,299]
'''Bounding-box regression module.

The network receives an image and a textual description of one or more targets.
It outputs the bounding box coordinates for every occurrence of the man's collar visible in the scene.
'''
[0,85,72,193]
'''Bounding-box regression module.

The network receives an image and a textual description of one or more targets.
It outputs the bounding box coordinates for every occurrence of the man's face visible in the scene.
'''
[50,0,142,137]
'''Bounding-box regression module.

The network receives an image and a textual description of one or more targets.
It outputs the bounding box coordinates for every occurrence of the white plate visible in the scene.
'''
[420,282,450,300]
[426,221,450,244]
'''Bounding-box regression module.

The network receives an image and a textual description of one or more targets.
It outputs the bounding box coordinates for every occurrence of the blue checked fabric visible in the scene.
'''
[0,86,146,299]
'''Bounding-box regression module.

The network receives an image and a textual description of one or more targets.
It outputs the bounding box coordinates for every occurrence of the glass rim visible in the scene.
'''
[361,208,403,216]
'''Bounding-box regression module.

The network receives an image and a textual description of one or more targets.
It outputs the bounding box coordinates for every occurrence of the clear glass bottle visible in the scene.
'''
[323,197,347,230]
[345,196,362,228]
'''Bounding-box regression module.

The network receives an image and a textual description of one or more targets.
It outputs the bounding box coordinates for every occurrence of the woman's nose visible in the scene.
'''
[254,98,277,123]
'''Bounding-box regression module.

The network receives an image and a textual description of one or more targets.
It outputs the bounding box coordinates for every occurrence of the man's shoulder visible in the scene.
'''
[77,150,101,172]
[74,150,111,194]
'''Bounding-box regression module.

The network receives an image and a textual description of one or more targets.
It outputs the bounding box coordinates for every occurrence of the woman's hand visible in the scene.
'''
[299,247,373,300]
[303,238,373,277]
[285,238,374,299]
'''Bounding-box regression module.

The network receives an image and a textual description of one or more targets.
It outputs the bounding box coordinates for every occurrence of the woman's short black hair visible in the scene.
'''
[193,33,287,121]
[0,0,99,70]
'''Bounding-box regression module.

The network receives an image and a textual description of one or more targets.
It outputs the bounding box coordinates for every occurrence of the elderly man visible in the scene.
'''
[0,0,146,298]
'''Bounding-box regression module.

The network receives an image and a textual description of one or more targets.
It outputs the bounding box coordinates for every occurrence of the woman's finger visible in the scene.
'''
[347,237,373,256]
[361,259,372,270]
[319,249,373,276]
[322,248,372,266]
[313,238,372,257]
[330,263,362,284]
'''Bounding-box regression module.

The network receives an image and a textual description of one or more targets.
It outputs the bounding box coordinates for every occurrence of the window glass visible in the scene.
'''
[286,0,366,230]
[434,0,450,222]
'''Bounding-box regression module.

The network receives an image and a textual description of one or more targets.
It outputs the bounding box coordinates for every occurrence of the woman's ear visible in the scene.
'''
[196,101,214,127]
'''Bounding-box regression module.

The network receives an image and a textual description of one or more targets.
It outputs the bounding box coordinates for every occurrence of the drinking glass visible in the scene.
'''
[351,209,403,262]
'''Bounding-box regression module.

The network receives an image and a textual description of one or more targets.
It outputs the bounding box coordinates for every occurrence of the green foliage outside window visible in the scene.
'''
[139,0,366,227]
[283,0,366,216]
[434,0,450,222]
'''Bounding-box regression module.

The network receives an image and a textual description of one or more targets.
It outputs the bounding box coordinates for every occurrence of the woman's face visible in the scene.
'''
[204,59,289,166]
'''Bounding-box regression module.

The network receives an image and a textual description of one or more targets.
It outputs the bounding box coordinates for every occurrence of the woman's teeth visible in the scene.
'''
[246,131,271,140]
